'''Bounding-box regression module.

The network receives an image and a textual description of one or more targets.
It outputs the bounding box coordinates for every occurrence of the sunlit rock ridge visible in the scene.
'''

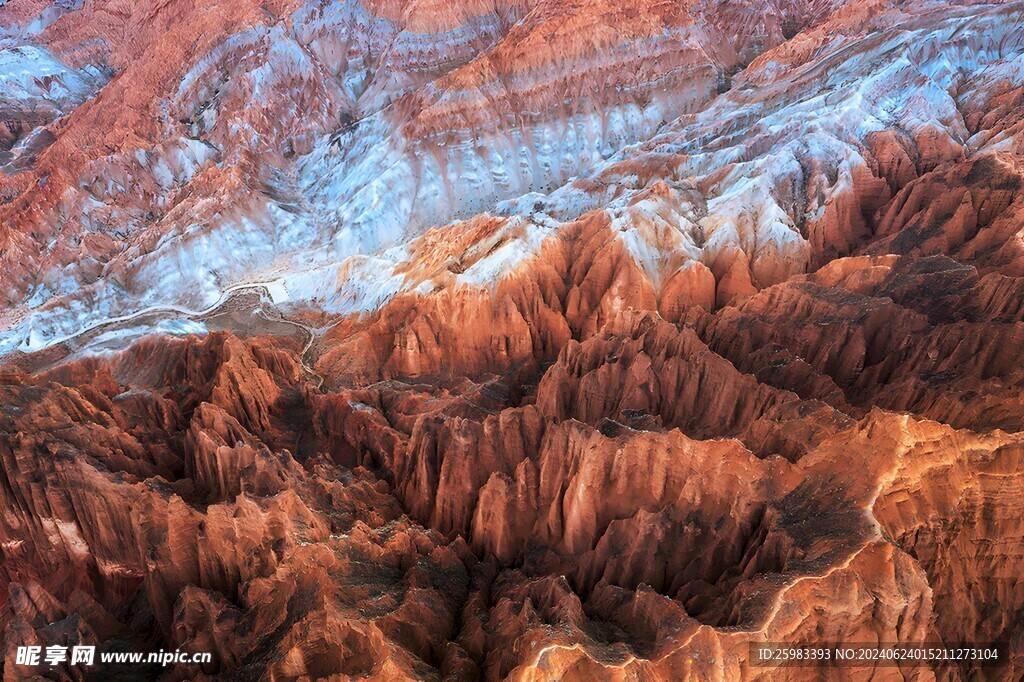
[2,0,1024,680]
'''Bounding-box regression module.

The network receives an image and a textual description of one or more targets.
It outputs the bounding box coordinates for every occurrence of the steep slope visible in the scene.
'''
[2,0,1024,680]
[0,0,847,352]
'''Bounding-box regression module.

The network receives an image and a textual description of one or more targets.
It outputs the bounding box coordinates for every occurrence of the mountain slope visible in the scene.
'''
[2,0,1024,679]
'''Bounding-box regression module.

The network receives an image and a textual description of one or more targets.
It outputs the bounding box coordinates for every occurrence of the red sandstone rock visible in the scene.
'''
[2,1,1024,680]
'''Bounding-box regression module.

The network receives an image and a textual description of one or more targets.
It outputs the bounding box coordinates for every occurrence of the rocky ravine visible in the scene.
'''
[2,0,1024,680]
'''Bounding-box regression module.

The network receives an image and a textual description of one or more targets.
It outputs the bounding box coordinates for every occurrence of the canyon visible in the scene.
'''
[1,0,1024,679]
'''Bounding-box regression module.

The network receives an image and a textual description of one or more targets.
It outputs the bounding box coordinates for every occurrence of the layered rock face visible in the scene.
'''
[3,0,1024,680]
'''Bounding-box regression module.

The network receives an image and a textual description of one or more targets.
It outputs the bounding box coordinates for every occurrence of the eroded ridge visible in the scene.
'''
[2,0,1024,679]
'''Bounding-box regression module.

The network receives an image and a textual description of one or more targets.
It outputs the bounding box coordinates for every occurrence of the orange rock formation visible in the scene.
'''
[2,0,1024,680]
